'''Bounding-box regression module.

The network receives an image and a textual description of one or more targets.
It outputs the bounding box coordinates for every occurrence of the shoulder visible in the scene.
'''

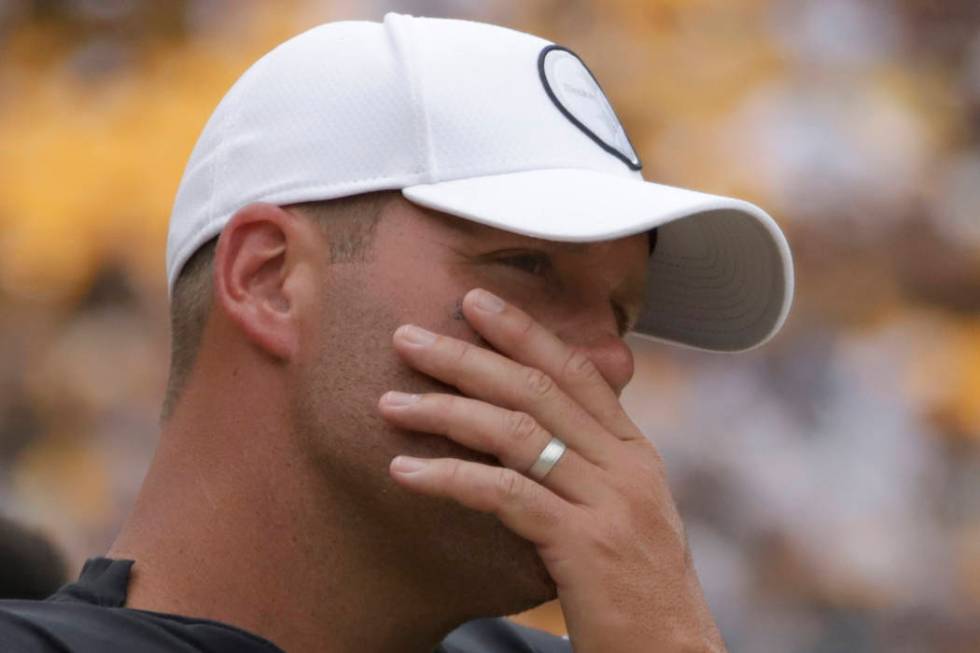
[0,598,281,653]
[441,617,571,653]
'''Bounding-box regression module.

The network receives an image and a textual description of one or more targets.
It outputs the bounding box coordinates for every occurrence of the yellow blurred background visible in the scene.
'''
[1,1,979,650]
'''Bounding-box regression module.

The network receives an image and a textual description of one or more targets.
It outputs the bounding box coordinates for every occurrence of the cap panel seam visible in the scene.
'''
[167,80,243,287]
[209,78,242,254]
[385,15,431,179]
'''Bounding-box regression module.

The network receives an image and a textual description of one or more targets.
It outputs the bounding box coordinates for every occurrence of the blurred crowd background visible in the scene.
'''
[1,0,978,651]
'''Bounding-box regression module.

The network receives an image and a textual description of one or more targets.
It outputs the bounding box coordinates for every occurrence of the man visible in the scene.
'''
[0,13,793,653]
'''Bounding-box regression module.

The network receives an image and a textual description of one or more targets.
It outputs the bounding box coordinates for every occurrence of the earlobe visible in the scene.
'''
[213,203,304,361]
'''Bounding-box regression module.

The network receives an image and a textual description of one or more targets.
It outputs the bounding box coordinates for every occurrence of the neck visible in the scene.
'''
[109,385,463,653]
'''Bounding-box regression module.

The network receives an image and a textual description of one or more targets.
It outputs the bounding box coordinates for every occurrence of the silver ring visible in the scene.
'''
[526,437,567,481]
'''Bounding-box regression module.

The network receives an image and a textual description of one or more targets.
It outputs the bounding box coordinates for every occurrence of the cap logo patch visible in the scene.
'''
[538,45,641,170]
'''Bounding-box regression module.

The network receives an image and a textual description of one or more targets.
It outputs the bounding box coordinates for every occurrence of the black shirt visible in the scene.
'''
[0,558,570,652]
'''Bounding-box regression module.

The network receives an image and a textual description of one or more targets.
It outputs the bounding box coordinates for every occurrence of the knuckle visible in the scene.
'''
[495,467,525,504]
[447,459,466,487]
[561,348,600,384]
[523,367,555,399]
[508,411,539,444]
[609,449,665,495]
[452,340,473,366]
[591,522,627,558]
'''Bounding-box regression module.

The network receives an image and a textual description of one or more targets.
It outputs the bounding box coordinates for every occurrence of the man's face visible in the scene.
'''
[290,195,649,617]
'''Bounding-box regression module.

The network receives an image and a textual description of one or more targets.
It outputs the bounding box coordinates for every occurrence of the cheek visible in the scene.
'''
[373,260,477,339]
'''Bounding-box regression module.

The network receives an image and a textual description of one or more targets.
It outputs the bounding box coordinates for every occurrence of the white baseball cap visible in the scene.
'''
[167,13,794,352]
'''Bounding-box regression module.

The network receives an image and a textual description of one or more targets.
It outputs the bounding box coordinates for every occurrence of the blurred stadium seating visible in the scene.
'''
[1,1,978,650]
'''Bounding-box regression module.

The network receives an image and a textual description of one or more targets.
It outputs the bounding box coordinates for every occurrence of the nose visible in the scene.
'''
[570,333,635,397]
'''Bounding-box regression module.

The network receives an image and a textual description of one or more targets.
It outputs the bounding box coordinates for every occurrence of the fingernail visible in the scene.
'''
[383,391,420,406]
[473,289,505,313]
[391,456,429,474]
[398,325,436,346]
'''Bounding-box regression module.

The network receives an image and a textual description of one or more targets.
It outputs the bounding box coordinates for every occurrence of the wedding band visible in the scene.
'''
[526,437,567,481]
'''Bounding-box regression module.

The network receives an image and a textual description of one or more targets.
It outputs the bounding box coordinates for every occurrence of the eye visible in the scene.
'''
[497,252,552,277]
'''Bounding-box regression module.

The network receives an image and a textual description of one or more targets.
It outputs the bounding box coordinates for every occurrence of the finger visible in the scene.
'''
[379,391,611,506]
[388,455,575,547]
[462,288,644,440]
[392,324,616,464]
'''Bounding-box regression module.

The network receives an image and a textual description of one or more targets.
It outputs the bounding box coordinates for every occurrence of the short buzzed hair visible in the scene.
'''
[161,191,398,421]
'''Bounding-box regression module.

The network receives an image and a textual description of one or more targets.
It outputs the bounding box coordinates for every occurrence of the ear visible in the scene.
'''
[213,202,317,361]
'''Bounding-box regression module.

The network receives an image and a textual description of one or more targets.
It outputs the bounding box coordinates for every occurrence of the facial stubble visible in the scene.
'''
[292,285,557,621]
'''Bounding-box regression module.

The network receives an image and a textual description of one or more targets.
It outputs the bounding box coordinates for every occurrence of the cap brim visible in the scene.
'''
[402,168,794,353]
